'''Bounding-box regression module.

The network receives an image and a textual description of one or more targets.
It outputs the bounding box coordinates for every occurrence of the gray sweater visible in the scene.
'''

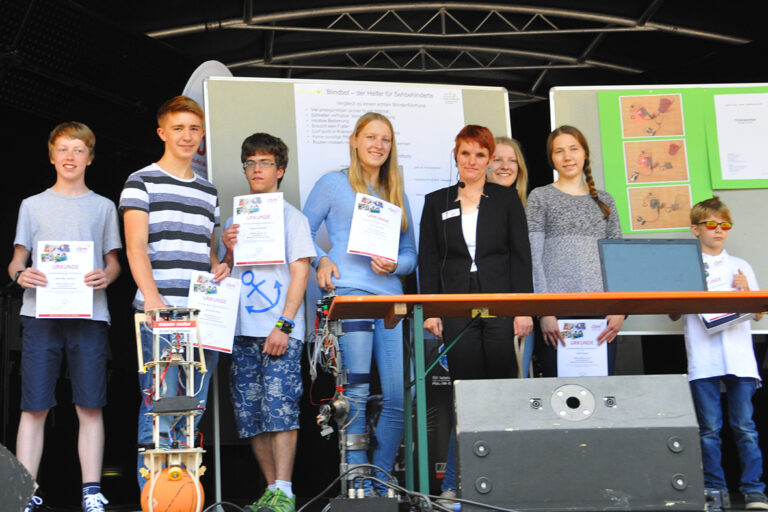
[526,184,621,294]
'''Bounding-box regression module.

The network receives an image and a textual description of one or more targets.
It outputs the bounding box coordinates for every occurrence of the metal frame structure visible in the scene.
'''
[145,2,751,106]
[135,308,207,512]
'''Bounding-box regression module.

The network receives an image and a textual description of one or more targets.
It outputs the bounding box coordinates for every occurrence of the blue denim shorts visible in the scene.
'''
[20,316,109,410]
[229,335,303,438]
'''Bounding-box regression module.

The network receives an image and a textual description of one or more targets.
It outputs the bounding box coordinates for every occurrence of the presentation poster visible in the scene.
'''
[705,87,768,189]
[598,88,712,233]
[294,82,465,239]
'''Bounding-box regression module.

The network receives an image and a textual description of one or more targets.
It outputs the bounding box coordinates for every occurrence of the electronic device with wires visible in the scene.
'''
[307,295,403,500]
[134,307,207,512]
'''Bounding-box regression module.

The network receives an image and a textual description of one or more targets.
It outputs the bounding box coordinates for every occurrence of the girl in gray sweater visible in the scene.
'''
[526,125,623,375]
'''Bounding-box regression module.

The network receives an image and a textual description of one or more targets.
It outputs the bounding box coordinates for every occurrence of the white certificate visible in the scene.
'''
[233,193,285,266]
[186,271,241,353]
[556,319,608,377]
[35,241,93,318]
[346,193,402,263]
[714,93,768,180]
[698,277,753,333]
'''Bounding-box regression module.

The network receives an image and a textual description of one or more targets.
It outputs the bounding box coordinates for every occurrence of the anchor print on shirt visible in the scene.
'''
[241,270,283,313]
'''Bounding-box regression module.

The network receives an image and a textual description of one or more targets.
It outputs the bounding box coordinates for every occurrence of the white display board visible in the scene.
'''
[204,77,510,245]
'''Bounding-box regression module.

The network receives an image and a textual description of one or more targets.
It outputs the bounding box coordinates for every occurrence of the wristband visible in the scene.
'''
[276,317,294,334]
[13,270,22,285]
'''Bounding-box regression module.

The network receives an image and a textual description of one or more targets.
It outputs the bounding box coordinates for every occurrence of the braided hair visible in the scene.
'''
[546,125,611,220]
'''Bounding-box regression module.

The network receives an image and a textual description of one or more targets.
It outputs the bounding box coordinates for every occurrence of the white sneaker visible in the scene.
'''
[437,489,457,508]
[82,492,108,512]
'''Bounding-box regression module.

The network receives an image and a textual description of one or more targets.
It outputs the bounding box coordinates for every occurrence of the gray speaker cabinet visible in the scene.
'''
[455,375,704,511]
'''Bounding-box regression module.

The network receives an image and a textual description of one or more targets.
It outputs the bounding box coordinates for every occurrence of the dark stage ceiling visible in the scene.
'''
[5,0,765,115]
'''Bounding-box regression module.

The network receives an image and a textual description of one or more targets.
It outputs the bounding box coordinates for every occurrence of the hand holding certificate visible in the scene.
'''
[35,241,94,318]
[699,277,753,333]
[347,193,402,263]
[233,193,286,266]
[187,271,241,353]
[556,319,608,377]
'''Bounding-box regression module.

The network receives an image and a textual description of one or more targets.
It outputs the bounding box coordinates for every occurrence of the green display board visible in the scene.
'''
[551,84,768,335]
[598,88,712,234]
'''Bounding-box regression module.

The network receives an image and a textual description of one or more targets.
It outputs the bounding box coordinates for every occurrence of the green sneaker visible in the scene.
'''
[247,488,274,512]
[259,488,296,512]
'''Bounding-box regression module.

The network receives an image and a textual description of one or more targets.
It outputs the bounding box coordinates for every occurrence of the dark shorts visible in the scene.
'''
[20,316,109,410]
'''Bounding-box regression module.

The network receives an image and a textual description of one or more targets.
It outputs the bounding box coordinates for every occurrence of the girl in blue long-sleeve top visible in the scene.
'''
[302,112,417,494]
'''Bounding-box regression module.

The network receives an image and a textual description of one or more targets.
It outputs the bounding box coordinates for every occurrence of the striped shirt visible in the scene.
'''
[119,163,220,309]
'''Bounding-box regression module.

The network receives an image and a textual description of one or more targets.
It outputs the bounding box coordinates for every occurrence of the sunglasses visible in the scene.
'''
[696,221,732,231]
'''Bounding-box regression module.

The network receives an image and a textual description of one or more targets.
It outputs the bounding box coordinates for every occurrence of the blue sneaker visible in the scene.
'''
[24,496,43,512]
[744,491,768,510]
[705,488,726,512]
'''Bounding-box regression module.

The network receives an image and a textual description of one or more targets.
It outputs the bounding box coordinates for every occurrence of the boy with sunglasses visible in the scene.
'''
[671,196,767,511]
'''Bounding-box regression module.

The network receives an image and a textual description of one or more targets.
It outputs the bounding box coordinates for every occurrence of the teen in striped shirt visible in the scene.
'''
[119,95,230,489]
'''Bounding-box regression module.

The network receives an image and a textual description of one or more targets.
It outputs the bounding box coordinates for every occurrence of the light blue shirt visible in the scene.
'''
[302,171,417,295]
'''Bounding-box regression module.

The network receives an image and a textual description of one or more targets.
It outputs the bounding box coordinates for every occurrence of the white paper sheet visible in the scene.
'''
[186,271,241,353]
[714,93,768,181]
[35,241,93,318]
[293,82,465,242]
[556,319,608,377]
[346,193,402,262]
[698,277,753,333]
[232,193,286,266]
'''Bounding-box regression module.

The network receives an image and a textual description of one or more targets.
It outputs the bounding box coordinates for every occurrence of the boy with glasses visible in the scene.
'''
[671,196,767,511]
[219,133,315,512]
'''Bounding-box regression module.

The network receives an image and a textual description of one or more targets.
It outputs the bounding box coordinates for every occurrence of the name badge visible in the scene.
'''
[441,208,460,221]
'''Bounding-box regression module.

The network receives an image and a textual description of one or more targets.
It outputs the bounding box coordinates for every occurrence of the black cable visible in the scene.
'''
[363,475,523,512]
[295,463,396,512]
[202,501,247,512]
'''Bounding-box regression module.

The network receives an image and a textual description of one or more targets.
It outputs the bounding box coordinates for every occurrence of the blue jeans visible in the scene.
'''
[521,332,534,378]
[689,375,765,494]
[443,431,457,492]
[337,288,404,492]
[136,319,219,489]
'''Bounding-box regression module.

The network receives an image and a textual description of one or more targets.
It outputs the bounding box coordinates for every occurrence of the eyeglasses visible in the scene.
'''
[243,160,278,171]
[696,221,733,230]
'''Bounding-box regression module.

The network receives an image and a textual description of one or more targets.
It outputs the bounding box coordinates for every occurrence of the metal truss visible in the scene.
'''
[146,2,750,106]
[227,43,642,74]
[148,3,748,44]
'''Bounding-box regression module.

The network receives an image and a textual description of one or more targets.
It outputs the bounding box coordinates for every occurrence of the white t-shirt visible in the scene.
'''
[461,209,479,273]
[683,250,760,381]
[220,202,316,341]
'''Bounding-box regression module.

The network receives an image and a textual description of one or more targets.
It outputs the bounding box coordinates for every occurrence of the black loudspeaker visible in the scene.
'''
[455,375,704,512]
[1,442,36,510]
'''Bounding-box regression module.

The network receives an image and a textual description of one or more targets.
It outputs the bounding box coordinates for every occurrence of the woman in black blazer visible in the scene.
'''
[418,124,534,500]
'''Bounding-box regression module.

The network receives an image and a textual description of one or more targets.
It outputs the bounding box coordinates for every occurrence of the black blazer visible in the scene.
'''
[418,181,533,295]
